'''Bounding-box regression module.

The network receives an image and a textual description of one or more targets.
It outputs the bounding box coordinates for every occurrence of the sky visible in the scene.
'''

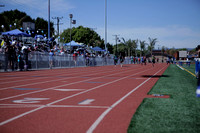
[0,0,200,49]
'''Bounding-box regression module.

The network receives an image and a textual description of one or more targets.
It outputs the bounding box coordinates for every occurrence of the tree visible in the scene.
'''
[161,46,166,61]
[0,9,32,31]
[0,9,54,37]
[121,37,128,56]
[106,43,114,54]
[35,17,54,37]
[117,43,127,56]
[139,40,147,57]
[132,40,138,56]
[125,39,138,57]
[169,47,177,56]
[148,37,157,56]
[60,26,104,48]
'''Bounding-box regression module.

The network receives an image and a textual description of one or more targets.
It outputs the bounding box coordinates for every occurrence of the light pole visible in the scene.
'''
[69,14,76,67]
[105,0,107,53]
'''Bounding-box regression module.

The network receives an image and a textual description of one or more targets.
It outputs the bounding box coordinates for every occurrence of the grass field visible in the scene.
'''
[128,64,200,133]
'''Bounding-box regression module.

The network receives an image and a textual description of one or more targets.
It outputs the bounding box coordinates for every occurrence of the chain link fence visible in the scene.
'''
[0,52,132,71]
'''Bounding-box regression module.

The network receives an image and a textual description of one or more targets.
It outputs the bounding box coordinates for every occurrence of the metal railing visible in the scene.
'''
[0,52,132,71]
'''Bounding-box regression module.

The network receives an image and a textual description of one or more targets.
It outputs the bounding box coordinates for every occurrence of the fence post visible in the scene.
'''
[36,52,38,70]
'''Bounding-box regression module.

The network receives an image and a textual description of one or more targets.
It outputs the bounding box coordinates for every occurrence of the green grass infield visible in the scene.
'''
[128,64,200,133]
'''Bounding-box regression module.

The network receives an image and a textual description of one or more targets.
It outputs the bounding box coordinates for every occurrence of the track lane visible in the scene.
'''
[0,64,156,125]
[0,66,118,89]
[0,63,168,133]
[0,65,146,100]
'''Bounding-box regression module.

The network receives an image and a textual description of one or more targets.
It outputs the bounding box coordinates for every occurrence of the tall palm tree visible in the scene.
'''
[161,46,165,62]
[121,37,128,56]
[148,37,157,57]
[126,39,132,56]
[139,40,146,57]
[132,39,138,57]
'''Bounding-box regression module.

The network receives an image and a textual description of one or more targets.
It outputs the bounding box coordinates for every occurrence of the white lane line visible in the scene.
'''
[54,89,84,91]
[176,65,184,70]
[86,66,167,133]
[0,68,110,91]
[0,70,66,82]
[0,66,144,101]
[0,104,109,109]
[0,106,45,126]
[0,65,155,126]
[48,105,109,109]
[0,68,103,84]
[0,66,119,91]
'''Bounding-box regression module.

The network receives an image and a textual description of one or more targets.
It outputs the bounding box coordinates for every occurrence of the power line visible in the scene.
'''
[52,16,63,36]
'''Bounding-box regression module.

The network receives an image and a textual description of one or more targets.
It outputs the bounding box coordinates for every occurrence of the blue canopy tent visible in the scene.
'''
[91,46,105,52]
[63,40,81,47]
[35,35,44,39]
[2,29,31,37]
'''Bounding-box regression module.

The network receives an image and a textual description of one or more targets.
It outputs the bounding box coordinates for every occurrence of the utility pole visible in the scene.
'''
[113,35,120,56]
[52,17,63,36]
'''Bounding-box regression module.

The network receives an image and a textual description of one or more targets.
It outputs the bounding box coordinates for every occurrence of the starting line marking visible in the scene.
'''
[13,98,50,104]
[79,99,95,105]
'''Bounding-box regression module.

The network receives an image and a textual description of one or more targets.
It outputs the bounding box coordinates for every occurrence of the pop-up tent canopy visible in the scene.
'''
[91,46,105,52]
[63,40,81,47]
[2,29,31,37]
[35,35,44,39]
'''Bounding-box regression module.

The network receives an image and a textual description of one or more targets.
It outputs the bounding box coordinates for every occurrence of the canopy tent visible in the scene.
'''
[2,29,31,37]
[91,46,105,52]
[35,35,44,39]
[63,40,81,47]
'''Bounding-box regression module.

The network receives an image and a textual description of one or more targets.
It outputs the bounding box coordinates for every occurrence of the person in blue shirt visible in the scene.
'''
[49,49,54,69]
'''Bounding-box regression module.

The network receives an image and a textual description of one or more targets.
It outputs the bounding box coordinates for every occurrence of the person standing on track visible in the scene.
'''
[167,56,171,65]
[143,56,147,65]
[152,55,155,67]
[49,49,54,69]
[114,55,118,67]
[141,56,144,65]
[73,52,78,67]
[120,54,124,67]
[138,57,140,64]
[130,56,133,64]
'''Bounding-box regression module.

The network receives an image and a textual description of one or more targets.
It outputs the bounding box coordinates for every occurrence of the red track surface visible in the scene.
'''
[0,63,168,133]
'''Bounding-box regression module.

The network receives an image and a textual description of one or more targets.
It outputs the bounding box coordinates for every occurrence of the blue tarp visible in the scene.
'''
[63,40,80,47]
[91,46,105,52]
[2,29,31,37]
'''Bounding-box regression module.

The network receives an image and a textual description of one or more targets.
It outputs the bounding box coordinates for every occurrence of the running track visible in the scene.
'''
[0,63,168,133]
